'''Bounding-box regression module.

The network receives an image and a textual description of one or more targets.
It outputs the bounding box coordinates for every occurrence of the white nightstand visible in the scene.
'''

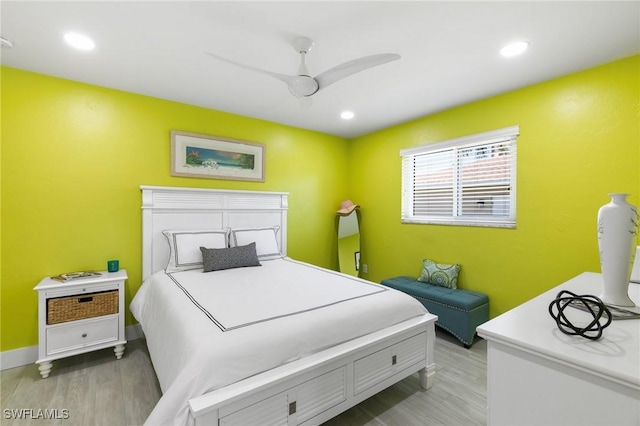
[34,270,127,378]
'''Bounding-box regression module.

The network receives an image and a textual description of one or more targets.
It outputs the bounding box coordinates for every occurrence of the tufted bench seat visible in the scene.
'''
[381,276,489,347]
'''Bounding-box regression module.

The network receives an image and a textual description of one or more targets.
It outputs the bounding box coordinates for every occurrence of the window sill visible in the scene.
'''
[401,218,516,229]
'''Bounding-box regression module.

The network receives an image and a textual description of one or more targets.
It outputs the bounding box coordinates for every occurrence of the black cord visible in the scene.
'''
[548,290,612,340]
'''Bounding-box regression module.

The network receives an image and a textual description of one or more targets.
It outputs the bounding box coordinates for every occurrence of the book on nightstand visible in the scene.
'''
[51,271,102,282]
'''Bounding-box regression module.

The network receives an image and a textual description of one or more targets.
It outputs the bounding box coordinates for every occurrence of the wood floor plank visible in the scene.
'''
[1,331,486,425]
[0,365,26,407]
[93,356,126,426]
[2,363,63,426]
[121,343,162,425]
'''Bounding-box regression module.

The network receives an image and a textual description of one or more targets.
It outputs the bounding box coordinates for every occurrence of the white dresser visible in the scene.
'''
[477,272,639,426]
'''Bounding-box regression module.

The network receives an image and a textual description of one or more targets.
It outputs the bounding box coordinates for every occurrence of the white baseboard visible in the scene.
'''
[0,324,144,371]
[0,345,39,371]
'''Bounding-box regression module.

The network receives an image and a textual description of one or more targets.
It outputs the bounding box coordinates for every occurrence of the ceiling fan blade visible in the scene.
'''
[314,53,400,91]
[205,52,295,86]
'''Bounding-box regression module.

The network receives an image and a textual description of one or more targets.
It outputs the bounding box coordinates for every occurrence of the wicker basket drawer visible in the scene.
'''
[47,290,119,325]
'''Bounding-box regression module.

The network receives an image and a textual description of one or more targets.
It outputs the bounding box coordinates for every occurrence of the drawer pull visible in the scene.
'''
[81,333,87,338]
[289,401,296,415]
[392,355,397,365]
[78,297,93,303]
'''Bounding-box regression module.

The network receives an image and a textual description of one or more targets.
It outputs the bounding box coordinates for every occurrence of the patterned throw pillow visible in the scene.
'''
[417,258,461,289]
[200,242,261,272]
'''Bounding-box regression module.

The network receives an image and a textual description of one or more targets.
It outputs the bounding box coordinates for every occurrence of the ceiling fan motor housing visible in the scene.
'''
[289,75,319,97]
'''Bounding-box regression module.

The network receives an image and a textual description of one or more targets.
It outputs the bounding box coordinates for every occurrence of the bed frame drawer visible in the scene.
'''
[292,366,347,424]
[354,333,426,395]
[220,366,347,426]
[220,393,288,426]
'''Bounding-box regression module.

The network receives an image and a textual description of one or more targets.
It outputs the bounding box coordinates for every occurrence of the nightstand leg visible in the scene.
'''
[37,361,52,379]
[114,344,125,359]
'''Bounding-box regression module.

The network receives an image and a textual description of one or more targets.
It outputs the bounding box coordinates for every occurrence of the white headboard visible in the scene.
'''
[141,186,289,280]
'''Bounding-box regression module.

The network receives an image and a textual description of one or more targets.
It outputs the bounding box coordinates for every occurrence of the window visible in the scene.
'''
[401,126,518,228]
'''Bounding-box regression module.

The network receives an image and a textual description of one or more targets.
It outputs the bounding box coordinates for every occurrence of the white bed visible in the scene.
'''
[132,186,437,426]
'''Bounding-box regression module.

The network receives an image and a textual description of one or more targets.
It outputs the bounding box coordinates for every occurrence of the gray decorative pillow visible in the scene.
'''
[200,242,261,272]
[417,258,461,289]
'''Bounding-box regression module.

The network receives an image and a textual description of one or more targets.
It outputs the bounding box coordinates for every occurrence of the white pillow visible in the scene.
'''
[230,227,283,260]
[163,230,228,272]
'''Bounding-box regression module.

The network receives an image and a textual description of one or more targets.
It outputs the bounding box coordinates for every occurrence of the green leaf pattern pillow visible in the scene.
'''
[418,258,460,289]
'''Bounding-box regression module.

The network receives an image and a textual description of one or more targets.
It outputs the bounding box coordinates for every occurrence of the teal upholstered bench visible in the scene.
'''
[381,276,489,347]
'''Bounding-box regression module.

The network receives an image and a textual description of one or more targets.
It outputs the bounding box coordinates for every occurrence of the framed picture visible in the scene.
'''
[171,130,265,182]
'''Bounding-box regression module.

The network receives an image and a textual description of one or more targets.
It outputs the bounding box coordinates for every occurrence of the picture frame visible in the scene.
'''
[171,130,265,182]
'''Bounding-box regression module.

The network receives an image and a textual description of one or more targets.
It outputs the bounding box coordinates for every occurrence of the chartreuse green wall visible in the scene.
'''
[349,55,639,317]
[0,67,349,351]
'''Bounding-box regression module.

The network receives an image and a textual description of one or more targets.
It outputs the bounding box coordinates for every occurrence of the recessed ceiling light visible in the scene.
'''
[64,32,95,50]
[500,41,529,58]
[340,111,355,120]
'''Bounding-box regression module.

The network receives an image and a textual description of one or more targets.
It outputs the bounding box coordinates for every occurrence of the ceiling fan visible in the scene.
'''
[205,37,400,103]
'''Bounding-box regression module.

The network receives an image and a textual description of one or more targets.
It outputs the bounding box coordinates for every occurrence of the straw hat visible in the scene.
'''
[337,200,359,215]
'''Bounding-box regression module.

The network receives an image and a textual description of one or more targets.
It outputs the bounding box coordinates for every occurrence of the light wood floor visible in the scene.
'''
[1,330,486,425]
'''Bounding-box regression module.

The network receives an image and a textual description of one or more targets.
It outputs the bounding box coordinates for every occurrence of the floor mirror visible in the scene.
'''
[337,203,360,276]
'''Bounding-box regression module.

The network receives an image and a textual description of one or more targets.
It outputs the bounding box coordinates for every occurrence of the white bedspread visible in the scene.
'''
[130,258,427,425]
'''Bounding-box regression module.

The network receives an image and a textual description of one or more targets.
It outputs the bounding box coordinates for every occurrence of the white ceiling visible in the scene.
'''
[1,1,639,138]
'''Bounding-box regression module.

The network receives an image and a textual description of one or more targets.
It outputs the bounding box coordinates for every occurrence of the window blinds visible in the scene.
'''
[401,126,518,228]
